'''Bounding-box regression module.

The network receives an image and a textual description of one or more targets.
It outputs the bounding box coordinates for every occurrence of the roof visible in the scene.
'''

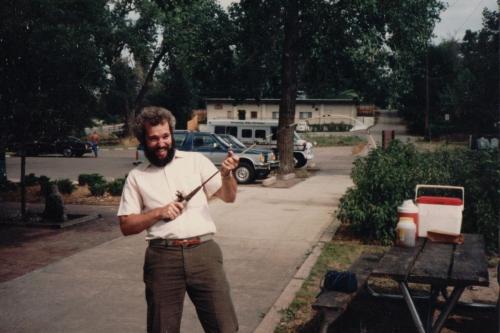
[205,98,355,105]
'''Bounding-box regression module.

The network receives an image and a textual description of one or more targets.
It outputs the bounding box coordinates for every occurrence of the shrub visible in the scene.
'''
[107,178,125,196]
[24,173,39,186]
[0,180,18,192]
[89,182,108,196]
[337,141,499,251]
[56,179,76,194]
[78,173,105,186]
[38,176,53,197]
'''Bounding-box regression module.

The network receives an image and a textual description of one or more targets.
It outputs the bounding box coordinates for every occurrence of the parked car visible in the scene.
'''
[217,133,279,170]
[134,131,275,184]
[12,136,92,157]
[201,119,314,168]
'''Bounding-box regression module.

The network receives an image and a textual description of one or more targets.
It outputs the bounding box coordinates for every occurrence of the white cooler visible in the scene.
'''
[415,185,464,237]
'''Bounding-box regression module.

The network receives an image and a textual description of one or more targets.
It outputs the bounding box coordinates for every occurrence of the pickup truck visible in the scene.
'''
[135,131,277,184]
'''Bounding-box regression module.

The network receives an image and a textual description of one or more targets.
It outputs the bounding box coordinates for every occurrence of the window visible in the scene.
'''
[255,129,266,140]
[299,112,312,119]
[215,103,223,109]
[271,127,278,140]
[227,110,233,119]
[251,111,258,119]
[272,112,279,119]
[214,126,237,136]
[227,126,237,136]
[173,133,187,146]
[193,134,216,149]
[214,126,225,134]
[238,110,246,120]
[242,129,252,138]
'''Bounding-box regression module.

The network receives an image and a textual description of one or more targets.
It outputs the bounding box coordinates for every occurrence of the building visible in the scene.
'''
[205,98,374,127]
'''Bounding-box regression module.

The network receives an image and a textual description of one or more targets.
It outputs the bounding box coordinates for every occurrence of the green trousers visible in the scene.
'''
[144,240,238,333]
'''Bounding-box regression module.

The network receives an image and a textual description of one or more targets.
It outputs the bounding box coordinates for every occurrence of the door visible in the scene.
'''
[192,133,227,166]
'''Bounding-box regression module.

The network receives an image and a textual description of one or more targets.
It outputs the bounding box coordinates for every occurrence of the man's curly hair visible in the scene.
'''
[134,106,176,144]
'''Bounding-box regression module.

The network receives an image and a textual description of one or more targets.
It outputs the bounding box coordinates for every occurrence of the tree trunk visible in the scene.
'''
[278,0,299,175]
[20,154,26,220]
[127,42,169,136]
[0,146,6,183]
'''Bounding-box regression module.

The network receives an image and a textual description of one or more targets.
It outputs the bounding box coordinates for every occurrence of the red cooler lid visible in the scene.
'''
[416,196,463,206]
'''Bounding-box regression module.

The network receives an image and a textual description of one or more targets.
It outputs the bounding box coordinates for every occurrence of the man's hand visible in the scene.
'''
[158,201,185,221]
[221,151,240,177]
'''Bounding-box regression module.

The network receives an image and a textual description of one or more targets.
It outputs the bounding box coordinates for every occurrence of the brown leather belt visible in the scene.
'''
[148,234,213,248]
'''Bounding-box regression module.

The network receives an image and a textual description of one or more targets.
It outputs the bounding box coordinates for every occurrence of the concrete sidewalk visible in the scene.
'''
[0,148,354,332]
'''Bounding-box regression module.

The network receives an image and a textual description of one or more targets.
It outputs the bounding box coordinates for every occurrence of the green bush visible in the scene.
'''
[78,173,105,186]
[38,176,53,197]
[0,180,18,192]
[89,182,108,196]
[56,179,76,194]
[24,173,39,186]
[337,141,499,251]
[107,178,125,196]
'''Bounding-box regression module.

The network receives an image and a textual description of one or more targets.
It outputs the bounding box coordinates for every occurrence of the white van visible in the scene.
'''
[202,119,314,168]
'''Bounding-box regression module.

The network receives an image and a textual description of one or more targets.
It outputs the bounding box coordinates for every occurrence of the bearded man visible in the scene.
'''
[118,106,239,333]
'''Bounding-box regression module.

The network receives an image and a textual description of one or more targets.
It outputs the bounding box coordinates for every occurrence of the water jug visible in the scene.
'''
[397,200,419,239]
[396,217,416,247]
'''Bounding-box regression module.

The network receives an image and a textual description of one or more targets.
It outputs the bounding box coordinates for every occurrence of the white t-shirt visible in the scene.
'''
[117,150,222,240]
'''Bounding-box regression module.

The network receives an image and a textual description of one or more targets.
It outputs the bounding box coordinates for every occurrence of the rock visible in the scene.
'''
[43,184,67,222]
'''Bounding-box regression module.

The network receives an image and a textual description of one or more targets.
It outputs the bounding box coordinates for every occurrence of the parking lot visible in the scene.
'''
[6,148,138,182]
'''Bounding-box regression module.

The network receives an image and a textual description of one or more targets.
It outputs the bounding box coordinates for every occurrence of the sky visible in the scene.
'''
[217,0,498,43]
[433,0,498,42]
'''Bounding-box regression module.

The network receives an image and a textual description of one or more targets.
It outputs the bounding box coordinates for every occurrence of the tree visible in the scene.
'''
[228,0,444,173]
[107,0,233,132]
[277,0,299,174]
[0,0,111,142]
[400,8,499,136]
[229,0,444,105]
[0,0,112,216]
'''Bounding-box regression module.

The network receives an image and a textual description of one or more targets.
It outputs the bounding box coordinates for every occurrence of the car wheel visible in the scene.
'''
[234,161,255,184]
[294,153,307,168]
[62,148,73,157]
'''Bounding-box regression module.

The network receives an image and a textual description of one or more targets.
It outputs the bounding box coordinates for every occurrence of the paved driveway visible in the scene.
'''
[0,146,356,332]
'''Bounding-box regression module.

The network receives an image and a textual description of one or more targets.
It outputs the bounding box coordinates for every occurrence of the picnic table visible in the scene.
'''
[371,233,489,333]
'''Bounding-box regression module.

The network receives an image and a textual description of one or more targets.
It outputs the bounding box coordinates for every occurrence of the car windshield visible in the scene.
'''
[221,135,246,149]
[213,134,231,149]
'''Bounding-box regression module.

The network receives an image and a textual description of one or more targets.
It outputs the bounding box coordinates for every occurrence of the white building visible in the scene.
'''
[205,98,374,127]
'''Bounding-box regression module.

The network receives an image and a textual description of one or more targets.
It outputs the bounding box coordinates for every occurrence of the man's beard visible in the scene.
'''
[144,141,176,167]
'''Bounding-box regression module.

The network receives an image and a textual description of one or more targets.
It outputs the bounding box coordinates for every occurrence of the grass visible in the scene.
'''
[302,134,366,147]
[274,241,385,333]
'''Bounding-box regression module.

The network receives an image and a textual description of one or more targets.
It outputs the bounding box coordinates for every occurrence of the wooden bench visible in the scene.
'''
[312,252,383,333]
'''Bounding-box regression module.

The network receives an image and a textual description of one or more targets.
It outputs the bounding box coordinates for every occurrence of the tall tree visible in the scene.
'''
[277,0,299,174]
[0,0,112,215]
[0,0,111,143]
[400,8,499,136]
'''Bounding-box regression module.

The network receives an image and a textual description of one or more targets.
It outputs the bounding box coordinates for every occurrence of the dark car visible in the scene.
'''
[13,136,92,157]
